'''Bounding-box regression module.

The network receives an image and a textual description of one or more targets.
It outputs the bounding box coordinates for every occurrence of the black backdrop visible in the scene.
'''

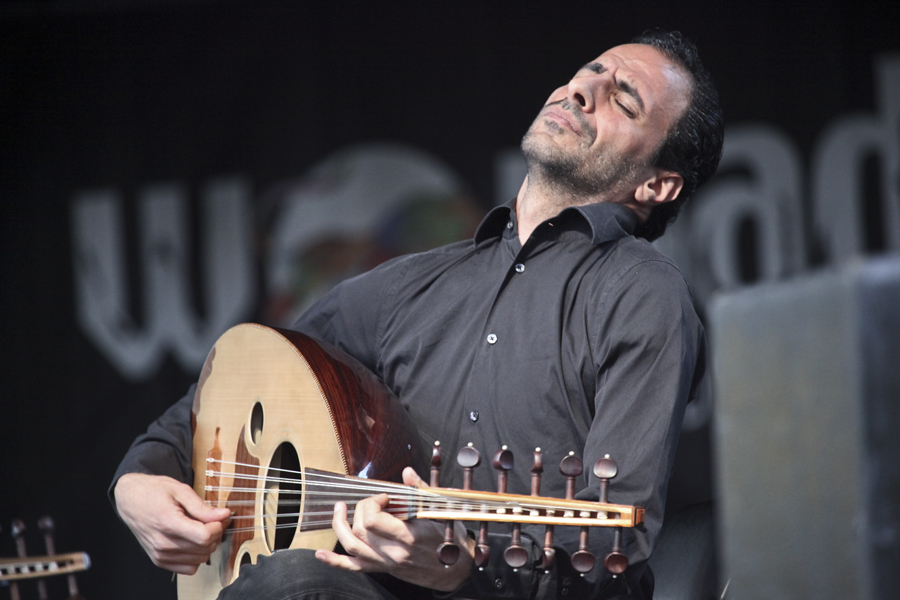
[2,1,899,598]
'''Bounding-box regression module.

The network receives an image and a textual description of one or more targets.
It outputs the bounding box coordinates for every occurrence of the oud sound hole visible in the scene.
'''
[263,442,303,552]
[250,401,264,445]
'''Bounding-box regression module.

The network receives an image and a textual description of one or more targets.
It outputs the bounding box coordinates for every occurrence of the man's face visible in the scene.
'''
[521,43,691,199]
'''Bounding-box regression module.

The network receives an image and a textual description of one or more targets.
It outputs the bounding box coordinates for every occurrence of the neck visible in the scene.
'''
[515,174,646,245]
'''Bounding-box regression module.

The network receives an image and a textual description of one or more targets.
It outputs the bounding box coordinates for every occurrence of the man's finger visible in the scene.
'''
[176,485,232,524]
[350,494,412,544]
[329,502,388,567]
[315,549,365,572]
[402,467,428,488]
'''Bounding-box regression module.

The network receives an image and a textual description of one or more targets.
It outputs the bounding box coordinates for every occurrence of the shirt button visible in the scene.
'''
[514,263,525,273]
[486,333,497,344]
[506,221,513,229]
[469,410,479,422]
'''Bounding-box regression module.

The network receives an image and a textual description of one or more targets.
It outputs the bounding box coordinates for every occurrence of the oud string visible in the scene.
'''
[199,459,603,535]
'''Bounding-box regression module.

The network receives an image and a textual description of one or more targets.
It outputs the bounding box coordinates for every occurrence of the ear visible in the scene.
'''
[634,170,684,206]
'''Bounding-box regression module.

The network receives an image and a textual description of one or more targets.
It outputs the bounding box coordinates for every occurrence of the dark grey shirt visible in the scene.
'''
[113,201,706,599]
[293,201,706,598]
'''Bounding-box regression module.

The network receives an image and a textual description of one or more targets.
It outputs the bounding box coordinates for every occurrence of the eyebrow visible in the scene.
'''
[582,61,646,113]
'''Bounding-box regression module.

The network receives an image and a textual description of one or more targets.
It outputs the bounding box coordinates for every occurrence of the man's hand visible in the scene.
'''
[114,473,231,574]
[315,467,475,592]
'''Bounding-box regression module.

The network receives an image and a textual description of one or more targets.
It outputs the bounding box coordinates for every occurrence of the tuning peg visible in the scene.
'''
[437,444,481,566]
[491,446,527,569]
[530,447,543,496]
[593,456,618,503]
[473,445,511,568]
[493,446,514,493]
[474,524,490,567]
[594,455,628,574]
[531,448,555,570]
[559,454,595,574]
[604,528,628,574]
[559,452,583,499]
[570,526,596,574]
[504,524,529,569]
[457,443,481,488]
[430,441,442,487]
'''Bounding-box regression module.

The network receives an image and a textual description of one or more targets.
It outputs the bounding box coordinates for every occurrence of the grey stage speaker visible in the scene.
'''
[710,256,900,600]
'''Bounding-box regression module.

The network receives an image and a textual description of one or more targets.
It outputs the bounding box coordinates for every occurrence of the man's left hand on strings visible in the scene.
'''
[315,467,475,592]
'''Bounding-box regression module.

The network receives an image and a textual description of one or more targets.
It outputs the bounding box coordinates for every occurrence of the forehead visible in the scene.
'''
[591,43,691,116]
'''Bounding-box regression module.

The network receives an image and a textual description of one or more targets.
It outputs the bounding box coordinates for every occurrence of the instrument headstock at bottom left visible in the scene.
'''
[1,516,90,600]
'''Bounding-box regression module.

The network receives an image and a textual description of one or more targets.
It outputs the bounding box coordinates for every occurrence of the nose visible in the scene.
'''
[566,71,609,113]
[567,79,593,112]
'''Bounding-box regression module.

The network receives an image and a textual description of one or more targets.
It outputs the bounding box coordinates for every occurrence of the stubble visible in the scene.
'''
[521,100,642,199]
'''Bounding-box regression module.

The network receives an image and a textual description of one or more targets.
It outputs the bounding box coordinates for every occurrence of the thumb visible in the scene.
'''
[402,466,427,488]
[175,485,231,523]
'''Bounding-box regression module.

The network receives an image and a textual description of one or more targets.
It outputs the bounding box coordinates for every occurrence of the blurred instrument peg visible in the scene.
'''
[38,515,56,554]
[430,441,442,487]
[38,515,86,599]
[13,518,50,600]
[532,448,555,570]
[11,518,27,558]
[559,454,595,574]
[594,455,628,574]
[35,516,53,600]
[4,521,21,600]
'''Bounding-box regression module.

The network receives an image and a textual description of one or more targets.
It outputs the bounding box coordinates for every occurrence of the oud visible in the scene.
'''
[177,324,642,599]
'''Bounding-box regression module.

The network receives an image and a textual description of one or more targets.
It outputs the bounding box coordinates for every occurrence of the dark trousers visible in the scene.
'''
[216,549,435,600]
[215,548,654,600]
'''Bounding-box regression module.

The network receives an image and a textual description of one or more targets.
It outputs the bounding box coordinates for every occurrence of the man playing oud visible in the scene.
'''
[112,29,724,600]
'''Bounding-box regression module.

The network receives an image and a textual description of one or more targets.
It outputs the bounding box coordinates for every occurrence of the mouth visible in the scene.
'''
[542,106,582,136]
[540,100,594,140]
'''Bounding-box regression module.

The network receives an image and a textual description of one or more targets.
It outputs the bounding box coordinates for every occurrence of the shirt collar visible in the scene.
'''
[474,199,638,246]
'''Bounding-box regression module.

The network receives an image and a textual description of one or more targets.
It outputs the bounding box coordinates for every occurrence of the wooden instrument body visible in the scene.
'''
[177,324,423,600]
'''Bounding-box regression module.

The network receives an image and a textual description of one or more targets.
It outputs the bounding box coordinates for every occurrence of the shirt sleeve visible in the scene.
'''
[292,255,410,375]
[108,385,197,513]
[575,257,706,596]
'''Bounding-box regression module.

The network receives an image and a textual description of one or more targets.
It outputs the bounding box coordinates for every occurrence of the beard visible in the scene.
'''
[521,101,643,198]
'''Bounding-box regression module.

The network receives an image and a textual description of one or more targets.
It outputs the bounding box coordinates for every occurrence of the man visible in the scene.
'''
[112,29,723,599]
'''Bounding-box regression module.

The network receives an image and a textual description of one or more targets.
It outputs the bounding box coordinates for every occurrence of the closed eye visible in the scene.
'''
[616,81,645,115]
[616,100,636,119]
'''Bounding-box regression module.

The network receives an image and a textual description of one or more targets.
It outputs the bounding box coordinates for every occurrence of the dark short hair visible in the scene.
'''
[631,29,724,241]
